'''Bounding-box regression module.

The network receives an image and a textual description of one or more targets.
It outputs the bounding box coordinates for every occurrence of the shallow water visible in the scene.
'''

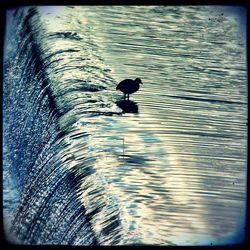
[3,6,247,245]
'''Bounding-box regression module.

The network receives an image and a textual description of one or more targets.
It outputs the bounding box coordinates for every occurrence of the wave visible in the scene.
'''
[4,6,247,246]
[3,7,123,245]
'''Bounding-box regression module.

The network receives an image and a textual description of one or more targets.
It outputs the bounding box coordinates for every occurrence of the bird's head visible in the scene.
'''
[135,78,143,84]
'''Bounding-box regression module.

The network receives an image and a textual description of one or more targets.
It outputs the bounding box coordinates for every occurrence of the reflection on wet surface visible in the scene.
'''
[116,100,139,113]
[78,5,247,245]
[3,5,247,246]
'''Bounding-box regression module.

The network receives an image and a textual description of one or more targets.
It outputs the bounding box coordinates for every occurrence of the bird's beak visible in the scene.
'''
[141,81,143,84]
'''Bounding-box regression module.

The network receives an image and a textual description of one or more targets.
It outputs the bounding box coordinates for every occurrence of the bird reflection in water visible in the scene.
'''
[116,99,139,113]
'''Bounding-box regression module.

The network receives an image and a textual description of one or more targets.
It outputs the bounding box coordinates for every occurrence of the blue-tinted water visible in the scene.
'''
[3,6,247,245]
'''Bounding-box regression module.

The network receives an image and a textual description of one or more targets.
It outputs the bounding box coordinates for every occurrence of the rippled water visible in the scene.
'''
[3,6,247,245]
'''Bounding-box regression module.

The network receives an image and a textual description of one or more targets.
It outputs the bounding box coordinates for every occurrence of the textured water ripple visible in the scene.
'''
[3,5,247,246]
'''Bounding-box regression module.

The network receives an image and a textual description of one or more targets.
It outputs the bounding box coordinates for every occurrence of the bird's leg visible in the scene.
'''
[128,94,129,101]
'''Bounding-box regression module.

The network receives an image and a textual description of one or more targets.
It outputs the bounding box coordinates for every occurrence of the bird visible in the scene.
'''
[116,78,143,100]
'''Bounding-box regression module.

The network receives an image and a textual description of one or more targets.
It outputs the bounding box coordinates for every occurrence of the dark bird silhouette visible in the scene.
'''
[116,78,143,100]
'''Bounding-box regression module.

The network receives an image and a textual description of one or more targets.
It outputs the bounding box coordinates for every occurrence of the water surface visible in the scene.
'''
[3,6,247,245]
